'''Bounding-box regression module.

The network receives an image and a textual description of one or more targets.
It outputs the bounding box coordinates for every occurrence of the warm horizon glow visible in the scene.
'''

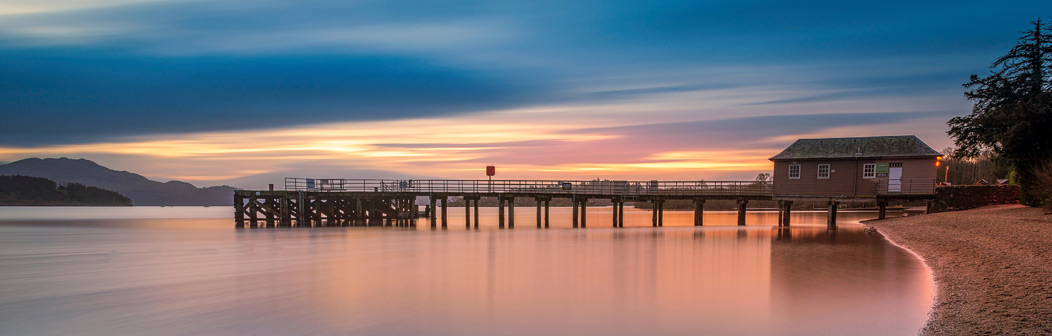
[0,106,951,188]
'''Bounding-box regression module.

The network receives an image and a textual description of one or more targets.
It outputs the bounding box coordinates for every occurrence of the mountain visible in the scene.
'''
[0,158,234,206]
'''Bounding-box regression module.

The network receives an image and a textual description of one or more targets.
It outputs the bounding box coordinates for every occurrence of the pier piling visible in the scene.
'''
[572,198,579,228]
[827,201,839,230]
[657,199,664,227]
[736,199,748,226]
[499,197,506,229]
[441,197,448,228]
[694,198,705,226]
[473,198,480,229]
[580,198,587,228]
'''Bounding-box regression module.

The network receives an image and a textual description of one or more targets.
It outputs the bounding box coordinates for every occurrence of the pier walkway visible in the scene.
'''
[235,178,773,229]
[235,177,933,230]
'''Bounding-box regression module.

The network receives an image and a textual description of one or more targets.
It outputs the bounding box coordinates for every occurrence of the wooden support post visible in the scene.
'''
[234,194,245,228]
[466,198,471,228]
[612,198,618,228]
[695,198,706,226]
[314,198,323,227]
[580,198,587,228]
[775,201,783,227]
[782,201,793,226]
[651,200,657,227]
[473,199,480,229]
[264,197,276,228]
[249,196,259,228]
[572,198,579,228]
[536,198,542,228]
[508,198,515,229]
[617,201,624,228]
[430,197,437,228]
[878,200,887,220]
[827,201,839,230]
[737,199,748,226]
[441,197,448,228]
[280,194,290,227]
[657,199,664,227]
[336,197,345,226]
[544,200,550,229]
[325,198,334,227]
[354,197,362,225]
[499,197,506,229]
[303,196,311,227]
[408,198,417,227]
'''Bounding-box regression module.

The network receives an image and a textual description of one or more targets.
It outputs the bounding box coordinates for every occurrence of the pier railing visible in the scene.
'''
[284,178,773,197]
[877,178,936,195]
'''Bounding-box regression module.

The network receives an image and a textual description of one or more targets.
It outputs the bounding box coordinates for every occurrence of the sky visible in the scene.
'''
[1,0,1049,188]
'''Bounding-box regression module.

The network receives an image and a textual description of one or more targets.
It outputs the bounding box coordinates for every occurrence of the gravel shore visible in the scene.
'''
[866,204,1052,335]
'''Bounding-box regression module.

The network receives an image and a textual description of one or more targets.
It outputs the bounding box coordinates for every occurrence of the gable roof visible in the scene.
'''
[769,135,941,160]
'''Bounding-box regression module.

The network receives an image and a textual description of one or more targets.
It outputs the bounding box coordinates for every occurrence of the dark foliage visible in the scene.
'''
[0,175,132,206]
[949,19,1052,205]
[937,148,1014,185]
[63,183,133,205]
[1032,161,1052,212]
[0,175,60,202]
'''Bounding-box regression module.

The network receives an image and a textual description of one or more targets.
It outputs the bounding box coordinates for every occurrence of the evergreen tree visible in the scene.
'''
[948,19,1052,205]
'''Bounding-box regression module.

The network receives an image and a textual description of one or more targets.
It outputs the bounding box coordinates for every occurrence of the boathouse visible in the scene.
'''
[769,135,941,200]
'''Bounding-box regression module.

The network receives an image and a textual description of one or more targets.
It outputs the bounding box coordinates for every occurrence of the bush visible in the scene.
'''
[1032,161,1052,212]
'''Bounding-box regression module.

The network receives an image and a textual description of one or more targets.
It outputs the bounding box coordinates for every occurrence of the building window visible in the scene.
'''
[817,164,830,179]
[889,162,903,168]
[788,164,800,179]
[863,163,876,179]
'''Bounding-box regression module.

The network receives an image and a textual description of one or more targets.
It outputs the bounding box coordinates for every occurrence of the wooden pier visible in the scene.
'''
[235,178,775,229]
[234,178,935,230]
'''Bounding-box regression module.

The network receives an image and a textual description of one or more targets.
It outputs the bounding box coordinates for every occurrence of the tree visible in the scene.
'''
[948,19,1052,205]
[754,173,771,182]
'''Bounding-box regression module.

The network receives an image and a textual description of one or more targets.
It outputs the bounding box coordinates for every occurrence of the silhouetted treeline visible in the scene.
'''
[936,148,1014,186]
[0,175,132,206]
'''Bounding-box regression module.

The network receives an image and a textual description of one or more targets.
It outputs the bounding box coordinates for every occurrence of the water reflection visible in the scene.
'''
[0,207,931,335]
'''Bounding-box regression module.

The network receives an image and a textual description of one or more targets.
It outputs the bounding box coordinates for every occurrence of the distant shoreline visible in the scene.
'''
[866,205,1052,335]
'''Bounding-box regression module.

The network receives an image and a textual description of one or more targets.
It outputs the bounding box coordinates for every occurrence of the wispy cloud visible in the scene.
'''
[0,109,955,187]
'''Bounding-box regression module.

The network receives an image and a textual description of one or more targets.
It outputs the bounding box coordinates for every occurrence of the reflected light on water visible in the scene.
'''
[0,207,931,335]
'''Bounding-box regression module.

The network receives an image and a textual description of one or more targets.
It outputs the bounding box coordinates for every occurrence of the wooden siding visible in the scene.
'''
[773,157,937,198]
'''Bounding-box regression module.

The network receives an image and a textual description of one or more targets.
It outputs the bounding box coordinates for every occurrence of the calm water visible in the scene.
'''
[0,206,932,335]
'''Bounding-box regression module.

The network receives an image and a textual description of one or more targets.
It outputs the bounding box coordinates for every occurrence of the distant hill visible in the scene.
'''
[0,158,234,206]
[0,175,132,206]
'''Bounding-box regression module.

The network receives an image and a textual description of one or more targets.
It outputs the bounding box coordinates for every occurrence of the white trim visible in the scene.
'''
[862,163,876,179]
[817,164,830,179]
[788,164,801,179]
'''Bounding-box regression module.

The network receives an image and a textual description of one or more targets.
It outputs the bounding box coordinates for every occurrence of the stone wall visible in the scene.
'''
[930,185,1021,212]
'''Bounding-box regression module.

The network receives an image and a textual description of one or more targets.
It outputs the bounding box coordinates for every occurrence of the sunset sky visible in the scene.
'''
[2,1,1049,188]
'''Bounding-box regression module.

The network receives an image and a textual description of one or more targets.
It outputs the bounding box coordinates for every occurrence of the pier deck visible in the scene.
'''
[235,178,932,230]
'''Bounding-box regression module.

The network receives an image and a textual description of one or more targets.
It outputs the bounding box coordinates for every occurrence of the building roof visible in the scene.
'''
[769,135,941,160]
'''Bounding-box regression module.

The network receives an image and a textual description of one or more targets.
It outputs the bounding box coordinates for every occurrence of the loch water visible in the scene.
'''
[0,206,932,335]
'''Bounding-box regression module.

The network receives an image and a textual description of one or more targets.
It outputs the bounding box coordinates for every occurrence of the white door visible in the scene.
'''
[889,166,903,193]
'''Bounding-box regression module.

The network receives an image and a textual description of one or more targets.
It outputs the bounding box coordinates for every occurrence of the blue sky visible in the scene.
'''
[0,0,1048,186]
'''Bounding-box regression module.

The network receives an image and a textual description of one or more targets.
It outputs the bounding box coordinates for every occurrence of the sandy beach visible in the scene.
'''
[867,204,1052,335]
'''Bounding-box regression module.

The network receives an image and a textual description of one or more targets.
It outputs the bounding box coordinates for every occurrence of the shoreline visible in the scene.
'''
[865,204,1052,335]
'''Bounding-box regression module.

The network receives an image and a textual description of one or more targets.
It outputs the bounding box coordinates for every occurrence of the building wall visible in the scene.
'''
[772,157,937,198]
[875,158,938,194]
